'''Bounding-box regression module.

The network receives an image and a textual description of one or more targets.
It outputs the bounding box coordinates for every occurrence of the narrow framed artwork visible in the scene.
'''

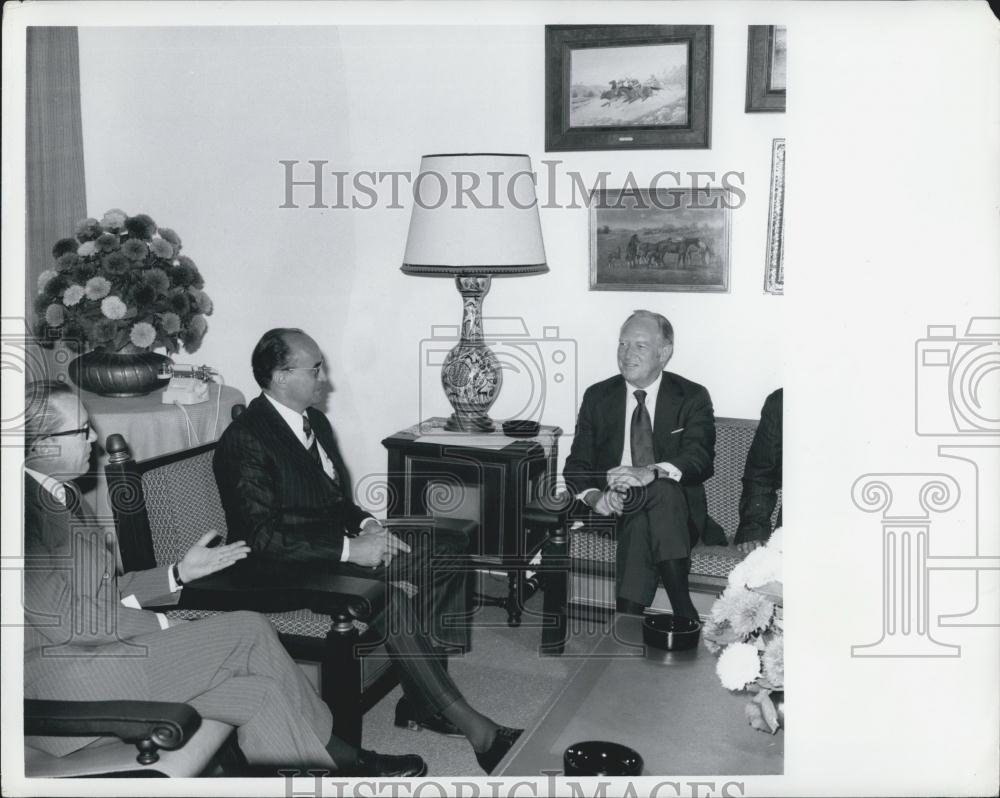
[746,25,787,112]
[545,25,713,151]
[764,138,786,295]
[589,188,732,293]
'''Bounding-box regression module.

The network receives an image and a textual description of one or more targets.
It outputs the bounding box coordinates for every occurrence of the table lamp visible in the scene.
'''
[402,153,548,432]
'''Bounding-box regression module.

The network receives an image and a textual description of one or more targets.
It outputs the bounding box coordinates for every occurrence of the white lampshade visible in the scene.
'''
[402,153,548,276]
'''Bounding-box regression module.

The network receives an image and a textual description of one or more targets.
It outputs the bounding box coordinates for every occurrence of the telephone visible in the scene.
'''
[160,364,216,405]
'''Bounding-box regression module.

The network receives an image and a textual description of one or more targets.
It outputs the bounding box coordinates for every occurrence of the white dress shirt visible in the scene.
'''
[25,467,176,630]
[577,372,682,504]
[264,393,378,560]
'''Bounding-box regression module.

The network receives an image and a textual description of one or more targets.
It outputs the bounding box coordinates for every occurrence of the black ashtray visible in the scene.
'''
[564,741,643,776]
[502,419,540,438]
[642,613,702,651]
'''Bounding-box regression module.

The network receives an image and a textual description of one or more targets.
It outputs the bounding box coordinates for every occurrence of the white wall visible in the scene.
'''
[78,23,784,500]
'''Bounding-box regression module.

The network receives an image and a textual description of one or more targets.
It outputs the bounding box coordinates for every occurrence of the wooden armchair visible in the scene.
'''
[103,426,397,746]
[24,699,234,777]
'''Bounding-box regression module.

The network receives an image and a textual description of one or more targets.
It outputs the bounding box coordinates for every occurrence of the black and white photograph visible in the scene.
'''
[590,188,732,292]
[546,24,713,150]
[2,2,998,798]
[746,25,788,113]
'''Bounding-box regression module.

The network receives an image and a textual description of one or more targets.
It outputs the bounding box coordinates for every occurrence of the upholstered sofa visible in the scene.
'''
[555,416,779,620]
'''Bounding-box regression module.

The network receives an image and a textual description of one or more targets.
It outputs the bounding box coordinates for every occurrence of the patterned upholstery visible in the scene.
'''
[140,451,376,641]
[142,451,229,566]
[704,417,761,540]
[568,417,781,597]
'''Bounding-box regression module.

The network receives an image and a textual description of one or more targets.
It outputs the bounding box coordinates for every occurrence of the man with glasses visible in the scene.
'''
[212,328,522,773]
[22,380,427,775]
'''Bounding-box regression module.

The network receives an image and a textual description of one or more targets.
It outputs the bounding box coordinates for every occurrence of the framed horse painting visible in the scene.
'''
[589,187,733,292]
[545,25,713,151]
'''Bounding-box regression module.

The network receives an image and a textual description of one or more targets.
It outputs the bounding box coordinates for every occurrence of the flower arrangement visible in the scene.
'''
[34,209,213,355]
[703,528,784,734]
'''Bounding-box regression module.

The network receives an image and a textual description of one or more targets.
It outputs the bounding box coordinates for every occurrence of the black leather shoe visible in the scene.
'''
[347,748,427,778]
[394,697,464,737]
[475,727,523,774]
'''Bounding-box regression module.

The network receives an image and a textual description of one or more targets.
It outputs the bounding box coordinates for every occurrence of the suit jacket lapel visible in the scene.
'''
[606,377,627,465]
[653,371,684,447]
[254,395,324,475]
[307,407,345,486]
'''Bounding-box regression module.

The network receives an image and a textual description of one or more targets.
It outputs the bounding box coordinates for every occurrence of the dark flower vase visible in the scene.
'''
[69,349,170,397]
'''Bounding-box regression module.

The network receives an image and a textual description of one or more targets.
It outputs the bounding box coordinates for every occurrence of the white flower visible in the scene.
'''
[62,284,86,306]
[77,240,98,257]
[100,295,127,320]
[716,642,761,691]
[767,527,784,553]
[728,544,781,589]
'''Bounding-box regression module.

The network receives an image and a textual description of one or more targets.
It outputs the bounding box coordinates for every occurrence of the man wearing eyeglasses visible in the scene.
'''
[212,328,523,773]
[22,380,428,775]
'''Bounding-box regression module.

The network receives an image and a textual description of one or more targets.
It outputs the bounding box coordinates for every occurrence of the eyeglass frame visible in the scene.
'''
[37,422,92,440]
[281,364,324,378]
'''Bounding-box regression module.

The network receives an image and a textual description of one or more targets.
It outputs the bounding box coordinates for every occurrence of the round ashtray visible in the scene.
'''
[502,419,540,438]
[563,741,644,777]
[642,613,702,651]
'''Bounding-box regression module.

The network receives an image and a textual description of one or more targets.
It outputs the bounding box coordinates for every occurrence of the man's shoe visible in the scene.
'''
[394,697,464,737]
[475,727,523,774]
[348,748,427,778]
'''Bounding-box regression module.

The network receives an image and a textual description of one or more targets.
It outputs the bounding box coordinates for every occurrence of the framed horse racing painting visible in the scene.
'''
[589,188,733,292]
[545,25,712,151]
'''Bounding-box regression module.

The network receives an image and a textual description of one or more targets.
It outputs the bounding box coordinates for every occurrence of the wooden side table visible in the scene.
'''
[382,417,562,626]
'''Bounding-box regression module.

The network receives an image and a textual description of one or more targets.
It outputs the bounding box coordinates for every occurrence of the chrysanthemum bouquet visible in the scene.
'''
[34,209,213,354]
[703,528,784,734]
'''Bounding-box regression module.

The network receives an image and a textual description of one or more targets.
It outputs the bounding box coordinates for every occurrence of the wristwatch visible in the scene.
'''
[171,563,185,587]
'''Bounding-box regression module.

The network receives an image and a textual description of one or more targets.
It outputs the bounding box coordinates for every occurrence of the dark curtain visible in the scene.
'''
[26,26,87,324]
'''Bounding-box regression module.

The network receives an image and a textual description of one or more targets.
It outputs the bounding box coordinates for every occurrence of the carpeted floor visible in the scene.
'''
[358,572,603,777]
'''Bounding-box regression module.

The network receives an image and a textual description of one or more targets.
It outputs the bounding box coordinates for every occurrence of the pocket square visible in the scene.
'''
[670,427,684,434]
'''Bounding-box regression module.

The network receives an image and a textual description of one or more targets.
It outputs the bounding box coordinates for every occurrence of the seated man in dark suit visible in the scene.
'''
[564,310,725,621]
[735,388,783,554]
[22,380,425,776]
[212,328,521,773]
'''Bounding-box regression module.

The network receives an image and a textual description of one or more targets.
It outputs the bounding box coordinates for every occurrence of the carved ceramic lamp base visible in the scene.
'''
[441,276,501,432]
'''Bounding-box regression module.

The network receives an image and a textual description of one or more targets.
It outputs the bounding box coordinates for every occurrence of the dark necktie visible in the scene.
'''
[302,414,339,486]
[302,414,321,465]
[630,389,655,467]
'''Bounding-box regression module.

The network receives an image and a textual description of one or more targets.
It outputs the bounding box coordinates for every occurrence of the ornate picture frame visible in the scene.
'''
[589,188,732,293]
[746,25,787,113]
[545,25,713,151]
[764,138,786,295]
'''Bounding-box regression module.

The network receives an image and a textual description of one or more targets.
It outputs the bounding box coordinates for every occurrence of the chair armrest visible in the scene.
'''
[176,566,388,621]
[25,699,201,765]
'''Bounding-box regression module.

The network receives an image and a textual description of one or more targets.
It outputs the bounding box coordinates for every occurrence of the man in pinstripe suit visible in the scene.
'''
[22,381,426,776]
[213,328,523,773]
